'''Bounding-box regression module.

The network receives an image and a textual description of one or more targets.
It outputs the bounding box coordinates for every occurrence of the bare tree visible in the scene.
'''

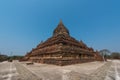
[99,49,111,56]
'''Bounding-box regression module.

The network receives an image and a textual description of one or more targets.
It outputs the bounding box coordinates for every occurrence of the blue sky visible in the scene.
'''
[0,0,120,55]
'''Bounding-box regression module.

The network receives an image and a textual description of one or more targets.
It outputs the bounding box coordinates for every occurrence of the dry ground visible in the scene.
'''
[0,60,119,80]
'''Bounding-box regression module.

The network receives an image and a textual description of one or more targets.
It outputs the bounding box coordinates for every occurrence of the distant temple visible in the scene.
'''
[24,20,103,66]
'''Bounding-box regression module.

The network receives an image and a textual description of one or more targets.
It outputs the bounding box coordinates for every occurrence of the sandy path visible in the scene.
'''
[0,61,20,80]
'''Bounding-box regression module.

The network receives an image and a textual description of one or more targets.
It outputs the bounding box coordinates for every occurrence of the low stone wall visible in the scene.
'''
[42,59,95,66]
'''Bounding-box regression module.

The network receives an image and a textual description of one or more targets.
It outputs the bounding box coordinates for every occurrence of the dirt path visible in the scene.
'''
[0,61,20,80]
[105,60,120,80]
[14,61,42,80]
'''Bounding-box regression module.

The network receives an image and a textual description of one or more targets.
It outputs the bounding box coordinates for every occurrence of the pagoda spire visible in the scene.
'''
[59,19,63,25]
[53,20,69,36]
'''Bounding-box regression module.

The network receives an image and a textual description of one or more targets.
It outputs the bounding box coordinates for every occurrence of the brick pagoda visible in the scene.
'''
[24,20,103,66]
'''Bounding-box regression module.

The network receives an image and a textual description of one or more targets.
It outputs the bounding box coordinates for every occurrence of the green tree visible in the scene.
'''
[111,52,120,59]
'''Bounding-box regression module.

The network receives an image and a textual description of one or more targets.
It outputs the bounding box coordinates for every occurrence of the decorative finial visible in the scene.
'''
[59,19,63,25]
